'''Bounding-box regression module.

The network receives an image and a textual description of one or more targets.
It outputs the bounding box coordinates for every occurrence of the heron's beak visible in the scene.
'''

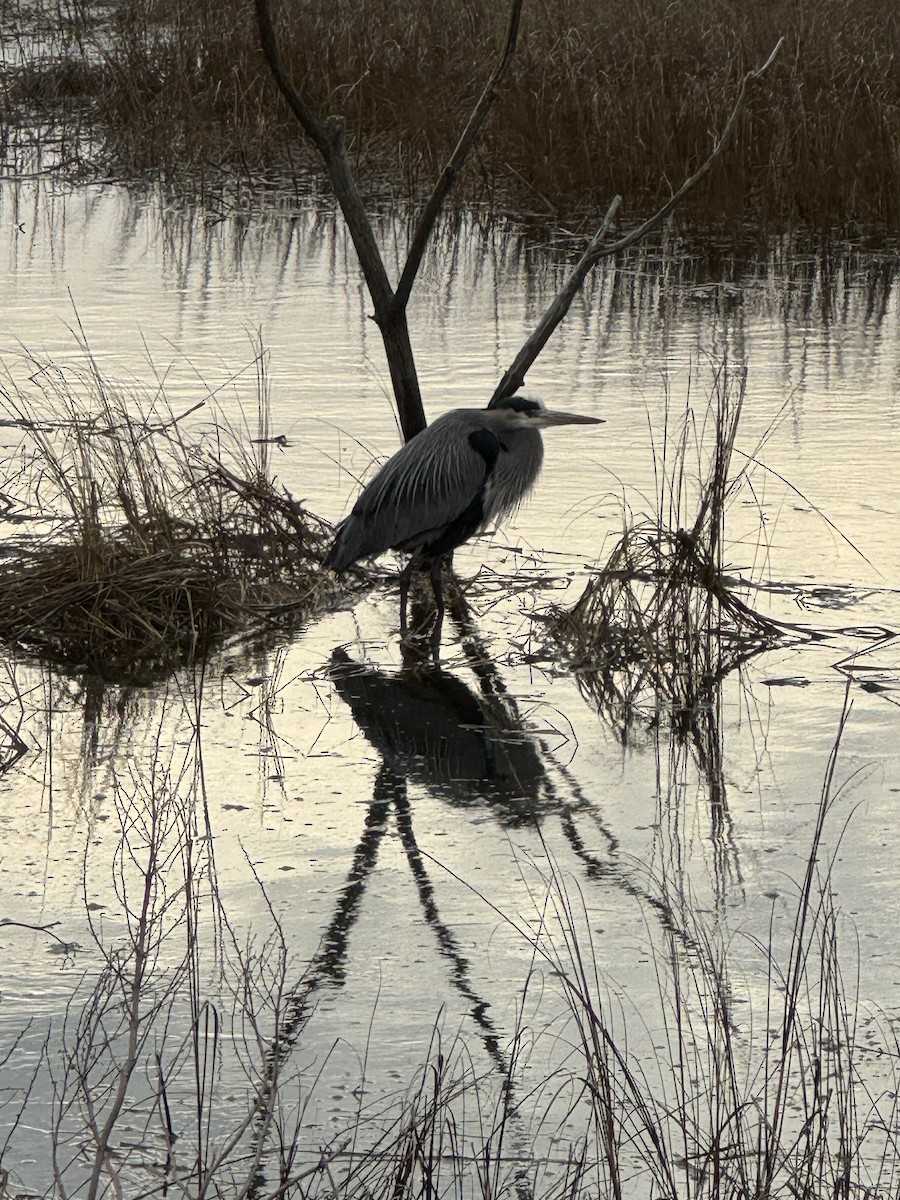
[537,410,605,427]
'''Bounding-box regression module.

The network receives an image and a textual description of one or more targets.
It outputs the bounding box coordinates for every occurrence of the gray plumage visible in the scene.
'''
[327,394,602,574]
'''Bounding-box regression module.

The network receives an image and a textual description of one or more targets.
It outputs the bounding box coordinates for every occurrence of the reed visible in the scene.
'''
[552,355,786,741]
[3,0,897,227]
[523,697,899,1199]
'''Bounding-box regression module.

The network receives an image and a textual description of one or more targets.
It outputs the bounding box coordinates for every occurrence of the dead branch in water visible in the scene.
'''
[255,0,781,429]
[255,0,524,442]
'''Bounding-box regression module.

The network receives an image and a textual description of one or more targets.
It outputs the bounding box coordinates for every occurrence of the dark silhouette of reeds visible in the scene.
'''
[3,0,897,227]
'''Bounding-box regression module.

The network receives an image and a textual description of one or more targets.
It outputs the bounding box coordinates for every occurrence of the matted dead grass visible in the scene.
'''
[0,352,337,680]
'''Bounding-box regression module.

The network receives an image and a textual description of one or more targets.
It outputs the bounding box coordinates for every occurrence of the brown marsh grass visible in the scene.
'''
[0,347,335,680]
[552,356,787,739]
[3,0,898,228]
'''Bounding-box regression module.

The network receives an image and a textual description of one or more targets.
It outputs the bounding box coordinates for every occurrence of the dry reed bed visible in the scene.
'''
[3,0,898,228]
[0,361,335,679]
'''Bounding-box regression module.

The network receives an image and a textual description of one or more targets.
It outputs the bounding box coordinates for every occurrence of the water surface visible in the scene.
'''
[0,174,899,1194]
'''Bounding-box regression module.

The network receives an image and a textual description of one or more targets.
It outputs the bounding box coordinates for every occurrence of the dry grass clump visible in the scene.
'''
[4,0,898,228]
[553,359,784,736]
[0,354,334,680]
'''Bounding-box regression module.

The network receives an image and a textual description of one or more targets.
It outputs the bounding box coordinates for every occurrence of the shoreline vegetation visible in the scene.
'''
[1,0,898,232]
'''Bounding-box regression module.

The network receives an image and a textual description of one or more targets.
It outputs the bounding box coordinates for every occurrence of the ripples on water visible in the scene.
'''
[0,170,898,1194]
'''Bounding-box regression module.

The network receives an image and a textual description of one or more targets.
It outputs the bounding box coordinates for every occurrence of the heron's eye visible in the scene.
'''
[501,395,542,419]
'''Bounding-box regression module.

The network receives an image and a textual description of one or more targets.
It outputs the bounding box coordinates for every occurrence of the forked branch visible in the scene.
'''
[255,0,524,442]
[491,38,785,404]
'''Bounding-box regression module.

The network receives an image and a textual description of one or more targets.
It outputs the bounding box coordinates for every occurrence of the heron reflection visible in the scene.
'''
[329,646,548,822]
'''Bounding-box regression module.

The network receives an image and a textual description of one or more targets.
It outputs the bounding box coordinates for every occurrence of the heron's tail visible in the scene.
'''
[324,519,360,573]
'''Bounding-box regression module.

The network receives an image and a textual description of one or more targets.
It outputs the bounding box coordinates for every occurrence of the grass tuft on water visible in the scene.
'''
[552,356,786,735]
[0,350,335,681]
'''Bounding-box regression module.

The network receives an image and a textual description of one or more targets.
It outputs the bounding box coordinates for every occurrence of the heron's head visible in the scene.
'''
[488,393,604,430]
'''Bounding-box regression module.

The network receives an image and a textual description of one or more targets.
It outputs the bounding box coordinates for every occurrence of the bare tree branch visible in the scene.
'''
[597,38,785,261]
[392,0,525,315]
[253,0,327,151]
[490,194,622,404]
[255,0,525,443]
[491,37,785,404]
[254,0,424,440]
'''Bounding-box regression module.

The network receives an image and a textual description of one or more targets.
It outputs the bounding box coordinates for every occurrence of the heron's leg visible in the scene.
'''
[398,558,416,635]
[429,558,445,653]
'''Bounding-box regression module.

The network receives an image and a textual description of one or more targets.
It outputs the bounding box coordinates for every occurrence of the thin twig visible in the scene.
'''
[491,194,621,402]
[0,918,74,951]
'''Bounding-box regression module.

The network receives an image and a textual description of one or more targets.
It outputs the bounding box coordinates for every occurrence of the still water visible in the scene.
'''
[0,173,899,1195]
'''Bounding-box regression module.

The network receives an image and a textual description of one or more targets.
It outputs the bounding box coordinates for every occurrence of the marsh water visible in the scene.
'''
[1,169,900,1195]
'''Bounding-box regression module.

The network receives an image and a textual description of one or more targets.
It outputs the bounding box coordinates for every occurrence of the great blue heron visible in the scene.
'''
[326,394,604,635]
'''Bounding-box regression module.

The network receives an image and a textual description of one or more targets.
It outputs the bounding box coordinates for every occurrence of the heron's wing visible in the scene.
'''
[351,414,497,556]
